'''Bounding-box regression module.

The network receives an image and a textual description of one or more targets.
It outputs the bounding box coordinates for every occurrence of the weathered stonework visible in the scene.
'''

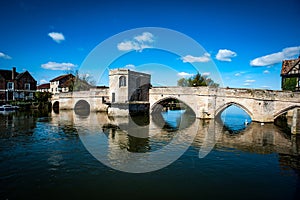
[52,69,300,125]
[150,87,300,122]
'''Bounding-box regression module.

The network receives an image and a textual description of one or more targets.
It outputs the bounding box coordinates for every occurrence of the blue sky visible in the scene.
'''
[0,0,299,89]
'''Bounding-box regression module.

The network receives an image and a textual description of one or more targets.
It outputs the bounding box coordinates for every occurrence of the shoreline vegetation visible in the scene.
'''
[0,92,52,111]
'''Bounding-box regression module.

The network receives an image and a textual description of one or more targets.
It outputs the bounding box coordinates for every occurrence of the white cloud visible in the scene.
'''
[39,79,48,84]
[250,46,300,66]
[234,72,247,76]
[134,32,154,43]
[41,61,76,70]
[123,64,136,70]
[117,32,154,52]
[117,41,139,51]
[202,72,210,76]
[216,49,237,62]
[243,83,251,86]
[0,52,12,59]
[48,32,65,43]
[181,53,211,63]
[177,72,194,77]
[263,70,270,74]
[244,79,256,83]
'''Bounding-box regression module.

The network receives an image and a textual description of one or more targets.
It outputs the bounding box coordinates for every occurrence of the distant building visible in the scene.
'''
[109,68,151,103]
[49,74,75,94]
[281,56,300,91]
[37,83,50,92]
[0,67,37,101]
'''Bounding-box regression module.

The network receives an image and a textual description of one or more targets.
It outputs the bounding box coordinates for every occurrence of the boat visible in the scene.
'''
[0,105,19,111]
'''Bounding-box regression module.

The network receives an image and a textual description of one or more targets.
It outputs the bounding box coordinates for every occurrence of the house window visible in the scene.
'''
[25,83,30,90]
[7,82,14,90]
[119,76,126,87]
[14,92,19,99]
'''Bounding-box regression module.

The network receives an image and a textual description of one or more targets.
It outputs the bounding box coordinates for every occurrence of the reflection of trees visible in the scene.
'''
[0,111,49,138]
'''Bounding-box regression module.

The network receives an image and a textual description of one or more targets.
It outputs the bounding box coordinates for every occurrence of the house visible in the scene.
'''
[0,67,37,102]
[49,74,75,94]
[37,83,50,92]
[281,56,300,91]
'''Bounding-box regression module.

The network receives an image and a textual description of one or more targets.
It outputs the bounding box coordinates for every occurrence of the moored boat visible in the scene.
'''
[0,105,19,111]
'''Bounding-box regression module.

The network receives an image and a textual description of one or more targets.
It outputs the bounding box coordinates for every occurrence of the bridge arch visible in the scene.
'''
[273,105,300,119]
[52,101,59,113]
[215,101,253,119]
[74,99,90,116]
[151,96,196,115]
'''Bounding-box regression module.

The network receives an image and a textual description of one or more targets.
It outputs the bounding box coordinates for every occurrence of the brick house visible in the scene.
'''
[37,83,50,92]
[49,74,75,94]
[0,67,37,102]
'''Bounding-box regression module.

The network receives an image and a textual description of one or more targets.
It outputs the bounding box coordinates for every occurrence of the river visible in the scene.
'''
[0,109,299,199]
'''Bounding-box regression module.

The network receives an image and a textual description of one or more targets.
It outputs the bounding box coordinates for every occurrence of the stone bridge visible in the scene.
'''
[52,87,300,123]
[51,88,110,112]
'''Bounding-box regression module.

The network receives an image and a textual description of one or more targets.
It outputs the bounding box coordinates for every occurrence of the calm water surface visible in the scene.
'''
[0,110,300,199]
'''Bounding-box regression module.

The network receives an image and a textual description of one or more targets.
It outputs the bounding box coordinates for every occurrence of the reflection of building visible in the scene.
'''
[50,74,75,94]
[0,67,37,102]
[37,83,50,92]
[281,56,300,91]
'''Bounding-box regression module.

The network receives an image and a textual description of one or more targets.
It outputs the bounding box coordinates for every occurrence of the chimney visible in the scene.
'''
[12,67,16,80]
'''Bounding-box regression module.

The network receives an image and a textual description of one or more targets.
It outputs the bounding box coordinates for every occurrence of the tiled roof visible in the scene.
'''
[60,78,74,88]
[281,57,300,75]
[50,74,74,82]
[15,72,25,79]
[37,83,50,89]
[0,69,19,80]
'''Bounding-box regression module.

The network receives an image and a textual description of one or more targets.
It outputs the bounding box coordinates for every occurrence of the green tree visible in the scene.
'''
[177,73,219,87]
[177,78,189,87]
[35,92,52,102]
[65,70,96,91]
[282,77,297,91]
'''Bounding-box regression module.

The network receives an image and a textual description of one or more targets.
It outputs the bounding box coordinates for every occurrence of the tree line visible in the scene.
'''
[177,73,219,87]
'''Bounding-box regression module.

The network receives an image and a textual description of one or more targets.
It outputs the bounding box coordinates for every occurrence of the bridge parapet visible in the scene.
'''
[51,89,109,112]
[219,88,300,102]
[149,86,300,122]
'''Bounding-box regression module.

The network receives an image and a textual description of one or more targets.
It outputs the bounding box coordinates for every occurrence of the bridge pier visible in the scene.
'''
[291,109,300,135]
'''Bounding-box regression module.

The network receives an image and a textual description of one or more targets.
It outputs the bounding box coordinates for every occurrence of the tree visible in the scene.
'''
[64,70,96,91]
[177,73,219,87]
[282,77,297,91]
[35,92,52,102]
[177,78,189,87]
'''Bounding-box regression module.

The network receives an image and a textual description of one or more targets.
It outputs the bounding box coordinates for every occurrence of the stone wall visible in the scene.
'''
[149,87,300,122]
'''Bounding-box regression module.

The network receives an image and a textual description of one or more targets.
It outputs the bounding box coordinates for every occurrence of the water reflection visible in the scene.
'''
[45,110,300,158]
[49,109,298,172]
[1,110,300,167]
[1,109,300,199]
[0,110,49,138]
